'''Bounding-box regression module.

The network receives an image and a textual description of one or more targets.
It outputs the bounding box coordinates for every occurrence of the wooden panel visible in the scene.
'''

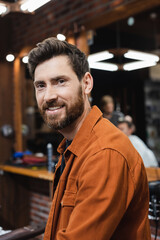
[13,57,23,152]
[0,63,14,164]
[85,0,160,30]
[0,173,30,229]
[0,171,51,230]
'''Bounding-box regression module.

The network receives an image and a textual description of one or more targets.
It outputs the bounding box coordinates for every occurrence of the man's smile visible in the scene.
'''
[45,105,65,115]
[48,106,62,111]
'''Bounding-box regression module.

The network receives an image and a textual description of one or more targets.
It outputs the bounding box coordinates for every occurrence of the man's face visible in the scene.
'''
[118,122,130,136]
[34,55,84,130]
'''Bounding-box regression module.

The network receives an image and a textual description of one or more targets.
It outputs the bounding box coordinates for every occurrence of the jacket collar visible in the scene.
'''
[57,106,103,157]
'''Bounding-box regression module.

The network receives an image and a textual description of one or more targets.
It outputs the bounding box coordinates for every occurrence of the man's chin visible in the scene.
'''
[45,119,65,130]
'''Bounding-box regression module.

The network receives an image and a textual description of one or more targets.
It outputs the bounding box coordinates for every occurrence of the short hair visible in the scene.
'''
[28,37,90,80]
[118,119,133,129]
[100,95,114,110]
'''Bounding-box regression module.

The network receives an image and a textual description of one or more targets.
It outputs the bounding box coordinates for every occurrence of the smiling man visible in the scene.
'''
[34,56,89,136]
[28,37,151,240]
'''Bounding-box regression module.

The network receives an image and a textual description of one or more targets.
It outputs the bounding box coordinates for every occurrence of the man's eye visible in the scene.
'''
[58,79,65,84]
[35,83,45,89]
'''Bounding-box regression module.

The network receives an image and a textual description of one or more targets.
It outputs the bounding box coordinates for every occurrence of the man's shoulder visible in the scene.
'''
[89,117,138,161]
[72,106,140,170]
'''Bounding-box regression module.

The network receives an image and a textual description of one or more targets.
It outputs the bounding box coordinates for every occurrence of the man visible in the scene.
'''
[118,119,158,168]
[28,37,151,240]
[100,95,124,126]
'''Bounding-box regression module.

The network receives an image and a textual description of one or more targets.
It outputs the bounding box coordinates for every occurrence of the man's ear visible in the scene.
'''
[82,72,93,95]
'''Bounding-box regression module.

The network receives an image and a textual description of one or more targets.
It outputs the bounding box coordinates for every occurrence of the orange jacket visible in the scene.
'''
[44,106,151,240]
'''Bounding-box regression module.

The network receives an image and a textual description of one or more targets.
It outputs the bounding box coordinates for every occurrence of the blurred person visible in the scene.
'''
[100,95,124,126]
[28,37,151,240]
[118,119,158,168]
[124,115,133,123]
[124,115,136,134]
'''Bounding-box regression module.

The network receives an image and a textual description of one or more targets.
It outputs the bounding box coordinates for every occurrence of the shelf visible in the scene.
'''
[0,165,54,181]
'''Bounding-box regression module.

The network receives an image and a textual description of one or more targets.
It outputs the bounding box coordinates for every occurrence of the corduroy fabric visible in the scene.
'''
[44,106,151,240]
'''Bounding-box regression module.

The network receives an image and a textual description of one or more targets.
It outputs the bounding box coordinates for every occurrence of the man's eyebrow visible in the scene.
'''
[34,75,69,84]
[50,75,69,80]
[34,80,43,83]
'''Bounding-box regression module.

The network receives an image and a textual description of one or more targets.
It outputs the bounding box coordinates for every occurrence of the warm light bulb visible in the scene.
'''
[22,56,28,63]
[0,4,7,15]
[20,0,51,12]
[57,34,66,41]
[6,54,15,62]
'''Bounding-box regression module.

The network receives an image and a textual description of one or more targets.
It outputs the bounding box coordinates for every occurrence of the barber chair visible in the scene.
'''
[0,223,45,240]
[148,181,160,240]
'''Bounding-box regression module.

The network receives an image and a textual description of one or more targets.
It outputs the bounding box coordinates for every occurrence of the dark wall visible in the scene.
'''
[91,68,148,142]
[0,17,12,60]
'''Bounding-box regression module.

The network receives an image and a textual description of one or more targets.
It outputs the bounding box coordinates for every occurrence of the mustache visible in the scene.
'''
[42,100,65,111]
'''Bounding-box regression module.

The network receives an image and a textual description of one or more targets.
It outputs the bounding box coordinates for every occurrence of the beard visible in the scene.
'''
[39,86,84,131]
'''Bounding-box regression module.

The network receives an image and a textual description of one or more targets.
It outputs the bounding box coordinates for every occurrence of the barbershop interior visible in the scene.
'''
[0,0,160,239]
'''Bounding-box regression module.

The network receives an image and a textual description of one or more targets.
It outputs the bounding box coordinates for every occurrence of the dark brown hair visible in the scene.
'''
[28,37,90,80]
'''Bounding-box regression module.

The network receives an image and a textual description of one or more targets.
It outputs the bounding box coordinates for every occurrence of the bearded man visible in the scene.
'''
[28,37,151,240]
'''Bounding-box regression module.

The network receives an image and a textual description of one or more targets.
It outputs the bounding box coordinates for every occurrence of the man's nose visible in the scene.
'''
[44,86,58,102]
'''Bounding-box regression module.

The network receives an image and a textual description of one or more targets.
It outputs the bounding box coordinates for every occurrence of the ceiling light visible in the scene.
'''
[22,56,28,64]
[0,3,8,15]
[89,62,118,72]
[123,61,157,71]
[6,54,15,62]
[57,34,66,41]
[88,51,114,63]
[150,12,157,20]
[127,17,135,26]
[88,51,116,71]
[20,0,51,12]
[87,49,159,72]
[124,50,159,62]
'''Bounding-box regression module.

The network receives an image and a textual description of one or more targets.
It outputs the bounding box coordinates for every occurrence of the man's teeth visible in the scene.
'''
[48,106,61,110]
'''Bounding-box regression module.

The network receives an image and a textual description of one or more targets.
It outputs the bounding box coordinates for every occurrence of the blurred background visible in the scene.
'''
[0,1,160,237]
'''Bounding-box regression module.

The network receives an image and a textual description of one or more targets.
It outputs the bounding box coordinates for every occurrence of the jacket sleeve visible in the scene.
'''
[57,149,135,240]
